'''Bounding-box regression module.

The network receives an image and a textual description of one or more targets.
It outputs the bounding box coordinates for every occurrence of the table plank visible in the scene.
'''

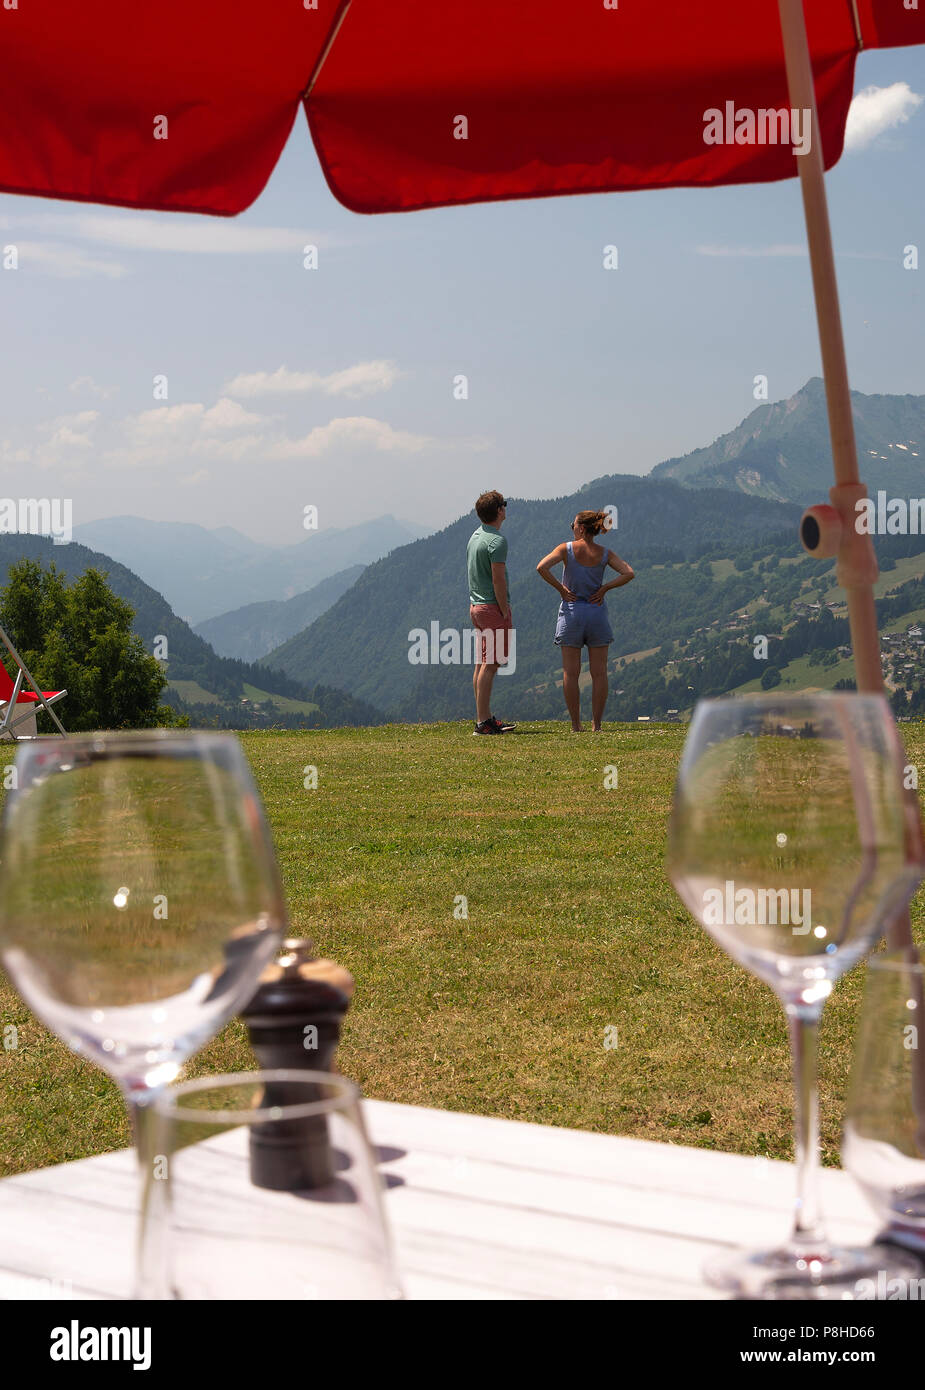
[0,1098,879,1300]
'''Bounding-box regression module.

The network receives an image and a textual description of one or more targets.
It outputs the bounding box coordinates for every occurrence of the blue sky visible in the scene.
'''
[0,48,922,545]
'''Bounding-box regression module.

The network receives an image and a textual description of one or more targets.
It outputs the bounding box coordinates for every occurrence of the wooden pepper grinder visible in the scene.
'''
[239,938,354,1191]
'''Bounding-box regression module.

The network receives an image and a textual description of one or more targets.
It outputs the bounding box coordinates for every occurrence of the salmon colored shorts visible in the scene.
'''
[469,604,513,665]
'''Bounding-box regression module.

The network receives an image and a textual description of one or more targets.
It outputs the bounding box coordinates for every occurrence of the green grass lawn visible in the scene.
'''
[166,679,221,705]
[883,605,925,635]
[2,720,925,1176]
[822,553,925,605]
[241,683,320,716]
[733,652,859,695]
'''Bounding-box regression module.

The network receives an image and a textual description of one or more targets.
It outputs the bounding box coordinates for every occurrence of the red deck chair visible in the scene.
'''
[0,624,67,739]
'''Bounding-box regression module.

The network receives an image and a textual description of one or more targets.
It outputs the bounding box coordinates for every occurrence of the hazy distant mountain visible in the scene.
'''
[194,564,365,661]
[209,525,267,556]
[650,377,925,505]
[72,514,428,624]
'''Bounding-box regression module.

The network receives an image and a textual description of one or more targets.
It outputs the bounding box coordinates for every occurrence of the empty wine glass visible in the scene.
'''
[140,1071,402,1300]
[0,731,286,1138]
[667,693,925,1298]
[843,951,925,1268]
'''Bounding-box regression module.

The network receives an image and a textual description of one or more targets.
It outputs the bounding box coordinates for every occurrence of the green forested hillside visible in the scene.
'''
[0,535,385,728]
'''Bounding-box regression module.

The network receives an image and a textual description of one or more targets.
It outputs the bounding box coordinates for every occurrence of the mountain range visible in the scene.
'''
[257,378,925,720]
[651,377,924,504]
[71,514,426,624]
[193,565,365,660]
[191,377,922,664]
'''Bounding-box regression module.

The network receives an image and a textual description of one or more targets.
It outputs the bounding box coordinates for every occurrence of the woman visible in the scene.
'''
[536,510,635,732]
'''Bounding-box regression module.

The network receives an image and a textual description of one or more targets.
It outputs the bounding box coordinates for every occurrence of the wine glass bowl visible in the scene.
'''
[0,731,285,1100]
[669,696,922,1006]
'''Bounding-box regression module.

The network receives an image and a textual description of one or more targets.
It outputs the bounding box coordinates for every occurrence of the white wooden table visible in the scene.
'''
[0,1099,880,1300]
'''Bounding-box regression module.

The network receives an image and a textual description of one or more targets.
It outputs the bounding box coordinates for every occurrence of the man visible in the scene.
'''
[467,490,516,735]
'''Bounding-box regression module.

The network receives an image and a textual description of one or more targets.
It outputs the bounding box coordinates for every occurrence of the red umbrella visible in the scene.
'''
[2,0,922,925]
[1,0,919,217]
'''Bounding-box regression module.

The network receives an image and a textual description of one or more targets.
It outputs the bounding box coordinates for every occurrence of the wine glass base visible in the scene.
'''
[704,1241,924,1300]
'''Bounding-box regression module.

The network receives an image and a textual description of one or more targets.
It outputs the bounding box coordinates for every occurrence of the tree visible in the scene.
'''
[760,665,782,690]
[0,559,185,732]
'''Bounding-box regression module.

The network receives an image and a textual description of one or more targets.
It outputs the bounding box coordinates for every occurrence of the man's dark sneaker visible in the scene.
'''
[473,719,503,735]
[489,716,516,732]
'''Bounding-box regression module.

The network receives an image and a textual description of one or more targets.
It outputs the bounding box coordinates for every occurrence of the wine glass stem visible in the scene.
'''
[122,1084,164,1298]
[786,1001,828,1251]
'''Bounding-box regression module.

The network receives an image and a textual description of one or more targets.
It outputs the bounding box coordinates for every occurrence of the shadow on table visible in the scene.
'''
[288,1145,407,1202]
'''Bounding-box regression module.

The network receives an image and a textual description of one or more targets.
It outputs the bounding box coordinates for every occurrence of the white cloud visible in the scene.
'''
[189,433,268,461]
[320,361,404,397]
[47,425,95,450]
[201,398,263,432]
[1,393,478,485]
[24,411,101,468]
[844,82,923,152]
[13,241,128,279]
[696,244,806,258]
[39,411,101,433]
[116,401,264,465]
[0,212,333,256]
[69,376,118,400]
[123,399,262,442]
[695,244,891,262]
[127,403,207,439]
[270,416,433,459]
[224,360,402,399]
[0,444,32,466]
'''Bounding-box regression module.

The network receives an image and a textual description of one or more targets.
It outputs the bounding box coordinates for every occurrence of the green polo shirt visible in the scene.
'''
[467,524,508,606]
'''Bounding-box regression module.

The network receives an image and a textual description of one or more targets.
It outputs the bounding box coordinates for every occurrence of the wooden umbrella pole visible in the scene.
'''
[777,0,920,957]
[776,0,878,646]
[777,0,925,1160]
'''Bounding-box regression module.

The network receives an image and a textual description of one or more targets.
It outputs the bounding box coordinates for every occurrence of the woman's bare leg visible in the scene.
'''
[561,646,583,731]
[589,646,609,731]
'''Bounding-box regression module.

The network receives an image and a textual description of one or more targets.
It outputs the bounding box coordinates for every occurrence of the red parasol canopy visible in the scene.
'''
[0,0,921,217]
